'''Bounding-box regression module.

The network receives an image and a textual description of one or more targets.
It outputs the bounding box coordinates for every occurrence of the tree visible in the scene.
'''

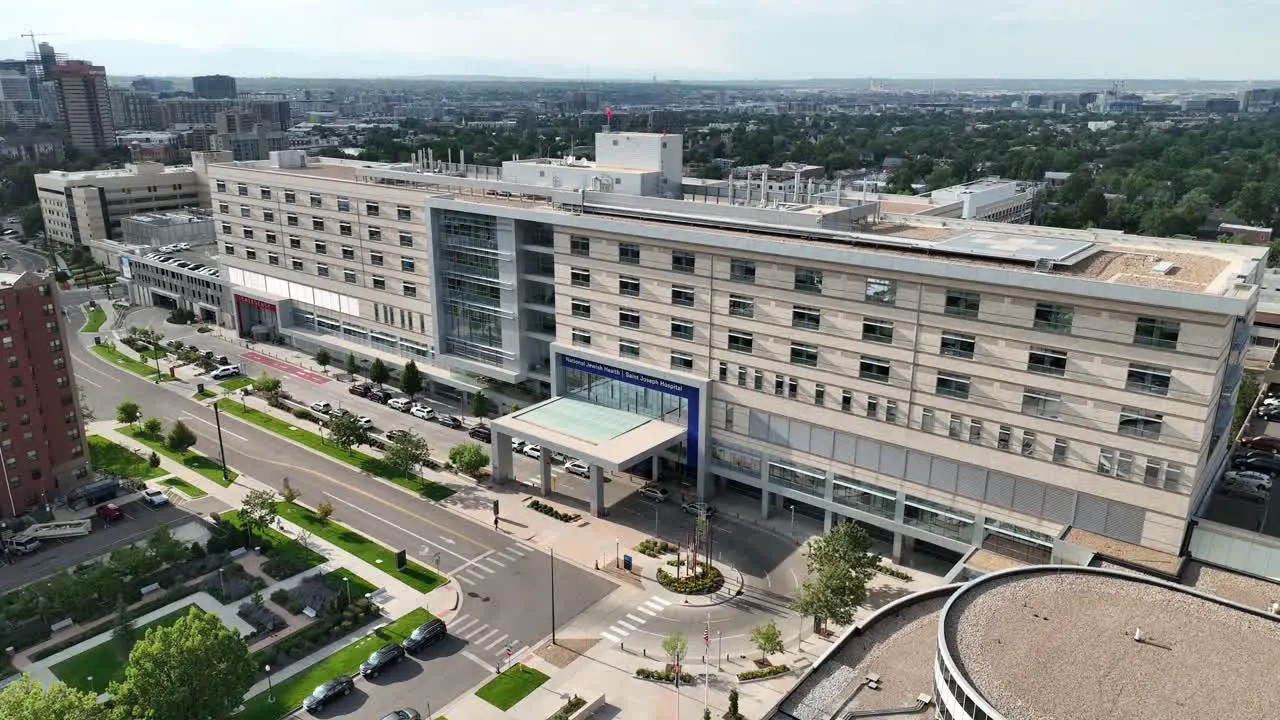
[116,401,142,426]
[112,596,134,656]
[0,675,102,720]
[385,430,430,478]
[400,360,423,396]
[368,358,390,386]
[109,607,254,720]
[148,451,160,469]
[166,421,197,453]
[316,498,334,521]
[148,525,187,565]
[326,412,367,452]
[703,710,711,720]
[314,348,331,371]
[239,488,279,537]
[791,521,879,630]
[728,689,740,719]
[251,373,283,405]
[470,391,490,418]
[448,442,490,476]
[344,352,359,375]
[142,416,163,437]
[750,621,784,661]
[281,477,300,503]
[661,632,688,666]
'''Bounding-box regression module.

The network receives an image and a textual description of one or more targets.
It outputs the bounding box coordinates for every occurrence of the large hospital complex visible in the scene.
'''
[44,132,1266,569]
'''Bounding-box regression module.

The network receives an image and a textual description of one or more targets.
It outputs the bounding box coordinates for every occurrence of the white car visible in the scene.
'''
[1225,470,1273,488]
[388,397,412,412]
[357,416,374,429]
[410,404,435,420]
[511,438,526,451]
[177,242,191,250]
[309,401,332,414]
[522,444,542,459]
[141,488,170,507]
[564,460,590,477]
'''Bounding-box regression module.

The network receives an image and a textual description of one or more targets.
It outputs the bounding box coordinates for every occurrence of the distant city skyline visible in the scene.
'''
[5,0,1280,81]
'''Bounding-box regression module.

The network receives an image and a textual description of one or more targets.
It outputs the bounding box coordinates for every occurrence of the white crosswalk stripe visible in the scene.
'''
[496,550,521,562]
[616,620,636,631]
[476,563,496,575]
[455,573,472,585]
[465,569,485,581]
[650,596,672,607]
[637,606,658,616]
[462,623,490,640]
[600,631,620,643]
[453,618,479,635]
[485,557,506,568]
[625,613,647,624]
[484,633,508,650]
[504,546,526,556]
[516,542,534,552]
[608,625,629,637]
[453,614,471,626]
[474,628,500,646]
[642,601,665,612]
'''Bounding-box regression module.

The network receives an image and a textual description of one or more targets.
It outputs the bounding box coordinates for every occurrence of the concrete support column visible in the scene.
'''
[761,488,771,519]
[970,514,987,546]
[589,465,605,517]
[823,509,833,532]
[492,431,514,484]
[539,452,552,496]
[891,492,908,563]
[650,457,660,483]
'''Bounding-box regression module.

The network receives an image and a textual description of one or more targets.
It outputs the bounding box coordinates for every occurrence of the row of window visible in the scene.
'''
[219,217,417,247]
[213,181,413,220]
[222,244,420,296]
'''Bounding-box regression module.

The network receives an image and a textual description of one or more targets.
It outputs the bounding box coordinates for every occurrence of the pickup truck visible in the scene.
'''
[3,534,41,555]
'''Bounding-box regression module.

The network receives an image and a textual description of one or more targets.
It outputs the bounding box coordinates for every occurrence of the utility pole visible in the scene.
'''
[212,402,229,483]
[152,347,161,383]
[550,546,557,645]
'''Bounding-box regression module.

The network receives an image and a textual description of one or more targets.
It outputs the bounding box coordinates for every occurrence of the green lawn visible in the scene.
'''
[192,388,217,400]
[87,435,166,480]
[324,567,377,599]
[475,663,550,711]
[223,510,325,570]
[159,476,207,498]
[278,502,446,593]
[91,345,169,381]
[80,306,106,333]
[51,604,201,694]
[218,376,254,391]
[123,428,237,486]
[236,608,436,720]
[138,348,167,361]
[214,400,454,501]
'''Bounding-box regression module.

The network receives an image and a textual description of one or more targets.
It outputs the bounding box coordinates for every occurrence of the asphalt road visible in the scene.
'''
[65,305,618,715]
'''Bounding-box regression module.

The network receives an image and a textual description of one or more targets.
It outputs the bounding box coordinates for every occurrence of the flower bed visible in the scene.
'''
[875,563,913,581]
[635,667,696,684]
[737,664,790,682]
[635,539,676,558]
[249,596,380,670]
[550,694,587,720]
[656,564,724,595]
[528,499,580,523]
[201,562,266,603]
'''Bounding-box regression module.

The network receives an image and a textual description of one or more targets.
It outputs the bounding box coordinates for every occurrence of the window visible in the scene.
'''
[218,202,229,214]
[245,248,257,260]
[1134,316,1180,349]
[310,192,322,208]
[286,213,298,226]
[724,404,734,430]
[291,259,304,271]
[1021,431,1037,457]
[842,390,853,412]
[737,366,747,386]
[242,228,254,239]
[314,241,327,255]
[920,407,934,432]
[671,319,694,341]
[787,377,799,399]
[671,285,695,307]
[341,246,355,260]
[790,342,818,367]
[268,253,279,266]
[284,190,296,204]
[867,396,880,418]
[794,267,823,293]
[729,294,754,318]
[728,330,754,354]
[365,201,380,216]
[312,217,325,231]
[370,252,384,266]
[215,180,226,193]
[792,306,820,331]
[619,308,640,329]
[220,222,231,235]
[969,419,983,443]
[774,375,785,395]
[397,206,412,221]
[814,383,825,406]
[401,257,415,272]
[262,209,274,222]
[240,204,250,217]
[1119,407,1163,440]
[265,231,278,244]
[940,332,975,359]
[402,282,417,297]
[670,352,694,371]
[619,339,640,357]
[944,289,981,318]
[571,267,590,288]
[1053,438,1069,464]
[672,251,696,273]
[259,187,272,200]
[372,276,386,290]
[223,243,235,255]
[997,425,1012,451]
[949,414,963,439]
[754,370,764,391]
[935,371,970,399]
[1021,389,1062,418]
[865,277,897,305]
[237,183,248,196]
[862,318,894,344]
[336,196,350,212]
[339,221,352,237]
[885,400,898,423]
[398,232,413,248]
[571,299,591,319]
[1027,346,1067,376]
[619,242,639,264]
[316,263,329,278]
[368,227,382,242]
[860,356,890,383]
[1034,302,1073,333]
[569,235,589,256]
[619,276,640,296]
[572,328,591,346]
[719,362,728,382]
[1097,449,1134,479]
[289,235,301,249]
[730,258,756,283]
[1127,363,1172,396]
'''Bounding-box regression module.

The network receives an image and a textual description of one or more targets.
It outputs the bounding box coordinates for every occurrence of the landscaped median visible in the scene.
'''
[276,502,446,593]
[87,435,166,480]
[80,305,106,333]
[475,662,550,710]
[213,399,454,501]
[124,426,237,486]
[160,476,207,498]
[235,607,436,720]
[218,510,325,579]
[91,344,170,381]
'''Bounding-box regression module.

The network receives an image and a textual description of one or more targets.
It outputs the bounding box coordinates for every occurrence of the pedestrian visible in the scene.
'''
[494,515,499,531]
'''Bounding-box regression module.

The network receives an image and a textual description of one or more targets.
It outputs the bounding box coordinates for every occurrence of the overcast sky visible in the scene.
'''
[3,0,1278,80]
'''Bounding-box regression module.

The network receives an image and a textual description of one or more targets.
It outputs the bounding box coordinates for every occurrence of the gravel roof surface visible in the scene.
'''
[947,571,1280,720]
[1182,561,1280,612]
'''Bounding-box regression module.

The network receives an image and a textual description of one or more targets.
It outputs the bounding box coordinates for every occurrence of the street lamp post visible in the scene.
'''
[550,547,557,646]
[218,567,225,598]
[343,576,351,605]
[716,630,722,671]
[790,505,796,534]
[264,665,274,702]
[152,349,161,384]
[212,403,230,484]
[615,537,619,569]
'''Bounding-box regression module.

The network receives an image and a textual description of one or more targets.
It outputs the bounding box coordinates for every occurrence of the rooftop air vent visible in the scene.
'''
[1034,258,1054,272]
[1152,261,1175,274]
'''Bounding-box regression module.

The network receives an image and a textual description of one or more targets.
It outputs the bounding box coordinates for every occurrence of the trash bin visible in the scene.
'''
[622,554,632,571]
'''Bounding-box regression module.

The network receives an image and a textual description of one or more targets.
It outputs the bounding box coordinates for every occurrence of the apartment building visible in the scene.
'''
[0,272,90,518]
[50,63,114,152]
[191,135,1263,561]
[192,74,237,100]
[35,162,201,247]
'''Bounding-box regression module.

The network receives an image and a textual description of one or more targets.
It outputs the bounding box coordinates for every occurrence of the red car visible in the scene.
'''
[1240,436,1280,453]
[96,503,123,522]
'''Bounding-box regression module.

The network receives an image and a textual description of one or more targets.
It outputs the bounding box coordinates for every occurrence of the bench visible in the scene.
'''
[139,583,162,596]
[229,547,248,558]
[50,619,73,633]
[302,606,318,618]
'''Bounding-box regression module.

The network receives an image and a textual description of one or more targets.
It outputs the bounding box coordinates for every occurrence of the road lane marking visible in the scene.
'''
[461,650,494,671]
[516,542,534,551]
[483,632,508,651]
[600,631,620,643]
[642,601,664,611]
[637,606,657,616]
[484,557,505,568]
[626,613,647,624]
[453,614,470,626]
[453,618,479,634]
[462,623,489,640]
[439,536,456,544]
[496,550,520,562]
[473,628,499,645]
[475,563,495,575]
[78,376,101,388]
[650,596,672,607]
[77,360,116,380]
[455,574,472,585]
[182,412,248,442]
[448,549,496,575]
[323,493,471,562]
[464,569,485,581]
[504,546,525,556]
[616,620,636,631]
[608,626,629,637]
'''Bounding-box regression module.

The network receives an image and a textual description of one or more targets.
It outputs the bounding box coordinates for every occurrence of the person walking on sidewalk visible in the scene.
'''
[494,514,499,531]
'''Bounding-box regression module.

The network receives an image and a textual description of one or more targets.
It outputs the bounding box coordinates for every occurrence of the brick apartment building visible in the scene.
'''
[0,271,89,518]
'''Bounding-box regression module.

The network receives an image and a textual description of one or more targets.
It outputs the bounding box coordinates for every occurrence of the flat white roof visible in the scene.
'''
[491,397,685,470]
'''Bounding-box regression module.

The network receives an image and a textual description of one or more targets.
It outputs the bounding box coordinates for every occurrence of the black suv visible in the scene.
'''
[468,425,491,442]
[349,382,373,397]
[401,618,447,654]
[359,642,405,678]
[302,675,354,712]
[368,388,391,404]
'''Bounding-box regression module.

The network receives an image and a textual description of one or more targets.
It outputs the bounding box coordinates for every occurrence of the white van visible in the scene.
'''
[211,364,241,379]
[388,397,412,412]
[1219,473,1271,502]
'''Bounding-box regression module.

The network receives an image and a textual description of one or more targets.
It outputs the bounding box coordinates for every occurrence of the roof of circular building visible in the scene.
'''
[942,567,1280,720]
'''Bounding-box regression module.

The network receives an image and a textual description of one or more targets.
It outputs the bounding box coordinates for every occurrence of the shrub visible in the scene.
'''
[635,667,696,684]
[528,499,580,523]
[188,541,207,559]
[666,558,685,567]
[737,664,790,681]
[262,555,312,580]
[636,539,676,557]
[550,695,587,720]
[656,564,724,595]
[237,600,285,634]
[292,408,318,423]
[875,563,913,581]
[147,451,161,468]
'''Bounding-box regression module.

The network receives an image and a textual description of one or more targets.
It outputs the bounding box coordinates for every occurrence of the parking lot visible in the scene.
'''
[1200,387,1280,537]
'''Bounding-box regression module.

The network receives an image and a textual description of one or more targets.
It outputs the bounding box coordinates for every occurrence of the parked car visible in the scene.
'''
[357,416,375,429]
[1241,436,1280,453]
[96,503,124,522]
[141,488,170,507]
[511,438,526,451]
[680,501,716,517]
[386,429,413,443]
[564,460,590,477]
[309,401,332,414]
[1219,473,1272,502]
[410,404,435,420]
[639,485,669,502]
[358,642,405,678]
[435,414,462,429]
[381,711,422,720]
[331,407,353,419]
[522,444,542,459]
[1232,454,1280,476]
[1261,406,1280,422]
[468,425,492,442]
[210,364,241,379]
[1224,470,1273,488]
[388,397,412,412]
[349,382,373,397]
[368,389,391,404]
[302,676,354,712]
[400,618,448,653]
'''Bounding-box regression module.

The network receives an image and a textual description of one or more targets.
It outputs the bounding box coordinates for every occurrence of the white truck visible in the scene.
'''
[21,519,92,540]
[2,535,40,555]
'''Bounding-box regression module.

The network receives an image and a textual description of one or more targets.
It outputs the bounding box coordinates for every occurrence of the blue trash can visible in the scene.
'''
[623,554,633,571]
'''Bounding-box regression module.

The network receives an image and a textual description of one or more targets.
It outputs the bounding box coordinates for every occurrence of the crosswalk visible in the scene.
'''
[450,612,528,659]
[600,595,672,643]
[453,542,533,585]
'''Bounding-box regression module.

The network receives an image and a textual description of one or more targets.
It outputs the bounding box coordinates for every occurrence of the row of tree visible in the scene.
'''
[314,352,492,417]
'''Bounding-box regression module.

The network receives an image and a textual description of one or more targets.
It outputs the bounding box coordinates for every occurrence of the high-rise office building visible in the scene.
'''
[51,62,114,151]
[192,74,237,100]
[109,88,161,130]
